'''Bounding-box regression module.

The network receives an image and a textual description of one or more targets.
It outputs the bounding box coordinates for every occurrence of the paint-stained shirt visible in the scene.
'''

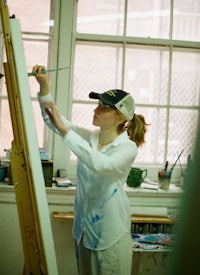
[38,93,137,250]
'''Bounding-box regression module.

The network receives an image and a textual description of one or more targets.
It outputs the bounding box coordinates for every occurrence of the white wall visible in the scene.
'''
[0,203,24,275]
[0,186,78,275]
[0,184,182,275]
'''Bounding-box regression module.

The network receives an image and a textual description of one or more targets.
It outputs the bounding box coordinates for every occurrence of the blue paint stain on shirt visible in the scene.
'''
[112,188,117,196]
[93,231,102,249]
[99,187,118,209]
[89,188,118,248]
[91,214,102,224]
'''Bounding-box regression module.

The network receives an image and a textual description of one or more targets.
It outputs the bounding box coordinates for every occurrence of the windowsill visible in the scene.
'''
[125,182,182,195]
[0,181,182,194]
[0,181,182,200]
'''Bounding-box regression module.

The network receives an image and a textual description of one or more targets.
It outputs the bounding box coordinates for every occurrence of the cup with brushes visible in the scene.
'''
[158,149,184,190]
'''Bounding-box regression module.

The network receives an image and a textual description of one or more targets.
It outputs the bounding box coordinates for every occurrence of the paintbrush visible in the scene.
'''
[27,66,69,77]
[0,67,69,78]
[164,161,169,171]
[170,148,184,174]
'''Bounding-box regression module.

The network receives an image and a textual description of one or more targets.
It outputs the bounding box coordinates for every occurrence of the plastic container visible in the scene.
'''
[0,164,8,182]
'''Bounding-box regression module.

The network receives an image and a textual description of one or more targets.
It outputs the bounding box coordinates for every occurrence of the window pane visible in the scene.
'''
[133,107,167,164]
[168,109,198,163]
[23,38,50,97]
[124,46,169,105]
[173,0,200,41]
[73,42,122,100]
[127,0,170,38]
[77,0,125,35]
[72,103,96,130]
[171,50,200,106]
[7,0,52,33]
[134,107,198,165]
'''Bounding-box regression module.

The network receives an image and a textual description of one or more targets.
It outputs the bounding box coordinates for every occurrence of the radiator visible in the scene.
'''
[131,223,175,234]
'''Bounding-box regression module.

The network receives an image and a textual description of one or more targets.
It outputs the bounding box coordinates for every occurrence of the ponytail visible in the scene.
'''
[125,114,150,147]
[115,110,150,147]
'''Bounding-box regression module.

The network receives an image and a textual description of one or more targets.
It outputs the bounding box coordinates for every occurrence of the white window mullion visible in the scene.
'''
[51,0,77,176]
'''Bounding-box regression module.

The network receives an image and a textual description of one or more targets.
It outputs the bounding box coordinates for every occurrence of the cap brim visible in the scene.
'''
[89,92,100,100]
[89,92,115,106]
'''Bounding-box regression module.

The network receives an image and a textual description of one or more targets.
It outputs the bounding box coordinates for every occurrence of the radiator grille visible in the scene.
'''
[131,223,175,234]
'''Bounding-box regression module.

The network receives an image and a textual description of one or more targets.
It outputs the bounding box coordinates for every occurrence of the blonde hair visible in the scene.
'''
[116,112,150,147]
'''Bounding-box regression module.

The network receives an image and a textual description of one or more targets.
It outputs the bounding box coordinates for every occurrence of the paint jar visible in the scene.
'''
[158,170,171,190]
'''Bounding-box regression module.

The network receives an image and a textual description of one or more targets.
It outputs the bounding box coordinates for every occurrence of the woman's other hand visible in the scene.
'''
[42,101,68,136]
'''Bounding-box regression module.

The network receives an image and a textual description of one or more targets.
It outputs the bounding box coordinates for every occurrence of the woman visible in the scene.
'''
[32,65,149,275]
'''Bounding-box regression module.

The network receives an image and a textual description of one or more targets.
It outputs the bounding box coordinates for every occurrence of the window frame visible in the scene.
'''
[51,0,200,180]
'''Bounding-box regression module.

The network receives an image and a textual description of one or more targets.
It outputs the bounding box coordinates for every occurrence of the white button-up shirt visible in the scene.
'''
[38,94,137,250]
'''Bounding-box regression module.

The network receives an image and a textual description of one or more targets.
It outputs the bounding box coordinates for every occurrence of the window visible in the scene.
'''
[71,0,200,169]
[0,0,199,180]
[0,0,55,156]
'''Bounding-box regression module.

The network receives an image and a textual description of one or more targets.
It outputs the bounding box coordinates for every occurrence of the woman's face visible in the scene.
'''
[92,102,119,129]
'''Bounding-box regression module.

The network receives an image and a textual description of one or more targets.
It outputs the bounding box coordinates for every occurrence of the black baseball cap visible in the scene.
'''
[89,89,135,120]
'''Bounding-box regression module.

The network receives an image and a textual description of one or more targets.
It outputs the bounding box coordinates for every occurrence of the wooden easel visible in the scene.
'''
[0,2,58,274]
